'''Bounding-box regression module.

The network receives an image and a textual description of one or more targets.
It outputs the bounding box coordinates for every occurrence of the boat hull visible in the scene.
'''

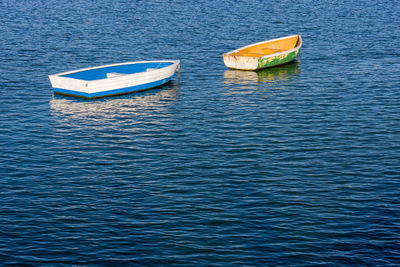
[223,35,301,71]
[48,60,180,99]
[257,49,299,69]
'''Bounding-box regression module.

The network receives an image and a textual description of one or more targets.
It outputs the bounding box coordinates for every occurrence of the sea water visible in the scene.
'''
[1,0,399,265]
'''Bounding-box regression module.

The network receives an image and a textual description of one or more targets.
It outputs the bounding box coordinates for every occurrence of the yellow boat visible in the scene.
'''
[222,34,302,70]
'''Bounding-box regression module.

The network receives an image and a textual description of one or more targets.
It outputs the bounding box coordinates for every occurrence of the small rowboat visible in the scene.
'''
[222,34,302,70]
[48,60,180,99]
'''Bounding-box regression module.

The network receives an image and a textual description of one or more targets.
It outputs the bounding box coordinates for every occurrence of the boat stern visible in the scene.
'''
[222,54,259,70]
[48,75,90,96]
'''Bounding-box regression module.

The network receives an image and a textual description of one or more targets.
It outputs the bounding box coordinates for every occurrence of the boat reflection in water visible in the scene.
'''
[223,61,300,85]
[50,83,179,129]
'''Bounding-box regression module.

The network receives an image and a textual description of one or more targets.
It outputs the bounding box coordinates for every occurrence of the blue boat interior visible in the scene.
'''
[62,62,173,81]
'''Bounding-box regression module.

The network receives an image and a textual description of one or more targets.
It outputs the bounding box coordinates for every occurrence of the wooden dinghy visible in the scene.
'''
[48,60,180,99]
[222,35,302,70]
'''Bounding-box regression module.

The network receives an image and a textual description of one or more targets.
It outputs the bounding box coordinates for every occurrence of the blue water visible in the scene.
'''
[1,0,400,265]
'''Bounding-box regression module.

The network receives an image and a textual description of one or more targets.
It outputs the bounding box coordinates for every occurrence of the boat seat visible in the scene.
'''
[239,52,265,57]
[106,72,127,78]
[262,48,286,51]
[246,52,266,55]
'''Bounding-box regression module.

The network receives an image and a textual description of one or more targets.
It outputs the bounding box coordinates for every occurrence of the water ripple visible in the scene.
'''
[1,0,400,266]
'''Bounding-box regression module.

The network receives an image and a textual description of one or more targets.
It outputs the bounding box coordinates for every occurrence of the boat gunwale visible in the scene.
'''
[49,60,180,82]
[223,34,302,59]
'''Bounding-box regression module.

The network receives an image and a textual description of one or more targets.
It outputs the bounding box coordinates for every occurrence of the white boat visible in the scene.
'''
[48,60,180,99]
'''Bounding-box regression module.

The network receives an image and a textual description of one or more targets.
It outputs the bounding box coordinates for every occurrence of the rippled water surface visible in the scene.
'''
[1,0,400,265]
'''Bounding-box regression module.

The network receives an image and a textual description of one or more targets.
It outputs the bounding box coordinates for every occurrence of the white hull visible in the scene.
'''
[48,60,180,98]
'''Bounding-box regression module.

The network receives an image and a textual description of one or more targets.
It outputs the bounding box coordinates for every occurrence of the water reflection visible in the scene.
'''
[223,61,300,85]
[50,83,179,128]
